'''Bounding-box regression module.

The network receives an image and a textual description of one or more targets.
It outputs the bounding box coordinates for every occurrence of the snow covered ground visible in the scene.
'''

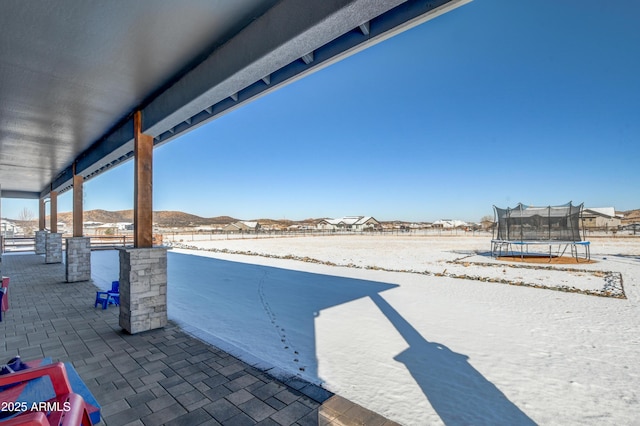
[92,235,640,425]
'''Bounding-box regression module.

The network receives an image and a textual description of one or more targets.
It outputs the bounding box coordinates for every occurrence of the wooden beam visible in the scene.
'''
[134,111,153,248]
[50,191,58,233]
[73,173,83,237]
[39,198,45,230]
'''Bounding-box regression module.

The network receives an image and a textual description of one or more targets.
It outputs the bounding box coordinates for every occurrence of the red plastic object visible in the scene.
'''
[1,411,48,425]
[0,363,92,425]
[1,276,9,312]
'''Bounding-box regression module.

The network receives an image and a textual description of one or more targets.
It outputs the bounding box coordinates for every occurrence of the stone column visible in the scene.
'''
[45,233,63,264]
[118,247,167,334]
[35,231,47,255]
[65,237,91,282]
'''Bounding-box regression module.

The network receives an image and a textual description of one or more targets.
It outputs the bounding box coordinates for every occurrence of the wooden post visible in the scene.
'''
[50,191,58,233]
[39,198,46,231]
[73,172,83,237]
[134,111,153,248]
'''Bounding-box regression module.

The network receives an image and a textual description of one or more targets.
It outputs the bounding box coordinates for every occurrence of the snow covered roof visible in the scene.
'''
[224,221,259,230]
[583,207,617,218]
[324,216,379,226]
[432,219,468,228]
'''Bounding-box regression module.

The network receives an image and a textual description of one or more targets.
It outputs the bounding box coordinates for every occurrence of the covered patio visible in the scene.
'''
[1,1,468,423]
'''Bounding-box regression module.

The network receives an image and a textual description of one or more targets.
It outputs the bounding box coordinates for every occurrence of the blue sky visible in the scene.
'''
[4,0,639,222]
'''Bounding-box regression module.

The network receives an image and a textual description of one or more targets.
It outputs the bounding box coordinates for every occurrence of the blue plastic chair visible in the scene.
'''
[94,281,120,310]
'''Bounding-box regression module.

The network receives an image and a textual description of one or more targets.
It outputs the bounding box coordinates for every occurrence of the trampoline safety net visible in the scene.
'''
[493,202,584,242]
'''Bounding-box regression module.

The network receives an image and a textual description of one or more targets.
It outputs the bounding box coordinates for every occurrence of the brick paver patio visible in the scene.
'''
[0,253,398,426]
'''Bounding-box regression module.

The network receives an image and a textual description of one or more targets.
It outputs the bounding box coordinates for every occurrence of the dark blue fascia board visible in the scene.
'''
[2,190,41,199]
[76,118,135,176]
[50,166,74,194]
[45,0,465,195]
[155,0,457,147]
[375,0,454,34]
[45,118,135,195]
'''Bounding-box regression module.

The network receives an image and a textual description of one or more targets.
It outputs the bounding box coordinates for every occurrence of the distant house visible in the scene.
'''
[194,225,223,232]
[581,207,622,230]
[1,219,21,236]
[480,217,495,230]
[409,222,432,230]
[95,223,119,234]
[317,216,380,231]
[432,219,468,229]
[222,221,260,232]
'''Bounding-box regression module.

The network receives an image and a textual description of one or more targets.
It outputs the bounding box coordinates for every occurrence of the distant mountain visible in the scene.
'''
[153,211,238,227]
[48,210,339,229]
[251,218,322,227]
[56,209,131,225]
[53,210,239,228]
[619,209,640,224]
[34,208,640,228]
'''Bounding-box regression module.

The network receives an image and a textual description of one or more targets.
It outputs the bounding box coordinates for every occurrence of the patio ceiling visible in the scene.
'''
[0,0,469,200]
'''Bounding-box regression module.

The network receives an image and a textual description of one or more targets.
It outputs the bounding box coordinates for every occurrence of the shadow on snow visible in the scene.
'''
[370,294,534,425]
[92,250,534,425]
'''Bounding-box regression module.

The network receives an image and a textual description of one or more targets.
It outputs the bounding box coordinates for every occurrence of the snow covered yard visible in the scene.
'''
[92,235,640,425]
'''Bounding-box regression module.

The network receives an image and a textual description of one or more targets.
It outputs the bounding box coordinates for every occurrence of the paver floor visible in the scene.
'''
[0,253,398,426]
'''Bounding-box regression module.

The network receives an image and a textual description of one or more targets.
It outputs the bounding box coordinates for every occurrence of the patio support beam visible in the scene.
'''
[45,191,62,264]
[133,111,153,248]
[73,171,83,237]
[39,198,45,231]
[119,110,167,334]
[65,168,90,282]
[35,198,47,254]
[50,191,58,234]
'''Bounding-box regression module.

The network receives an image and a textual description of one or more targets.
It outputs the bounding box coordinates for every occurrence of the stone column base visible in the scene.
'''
[35,231,47,255]
[65,237,91,282]
[118,247,168,334]
[45,233,63,264]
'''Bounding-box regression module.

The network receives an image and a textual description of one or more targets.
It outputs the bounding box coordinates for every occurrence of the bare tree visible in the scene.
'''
[18,207,36,236]
[480,215,494,231]
[18,207,34,222]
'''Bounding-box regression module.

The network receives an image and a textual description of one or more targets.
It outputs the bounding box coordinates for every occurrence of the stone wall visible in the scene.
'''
[45,233,63,264]
[35,231,47,255]
[65,237,91,282]
[118,247,168,334]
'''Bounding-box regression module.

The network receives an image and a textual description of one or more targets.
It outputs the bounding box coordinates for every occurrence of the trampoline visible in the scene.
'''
[491,202,590,262]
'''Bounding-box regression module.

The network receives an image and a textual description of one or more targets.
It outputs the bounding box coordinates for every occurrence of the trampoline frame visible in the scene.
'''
[491,202,591,262]
[491,239,591,261]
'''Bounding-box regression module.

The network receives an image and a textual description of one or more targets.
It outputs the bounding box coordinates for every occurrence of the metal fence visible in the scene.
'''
[1,234,165,253]
[161,227,491,243]
[1,235,134,253]
[1,237,36,252]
